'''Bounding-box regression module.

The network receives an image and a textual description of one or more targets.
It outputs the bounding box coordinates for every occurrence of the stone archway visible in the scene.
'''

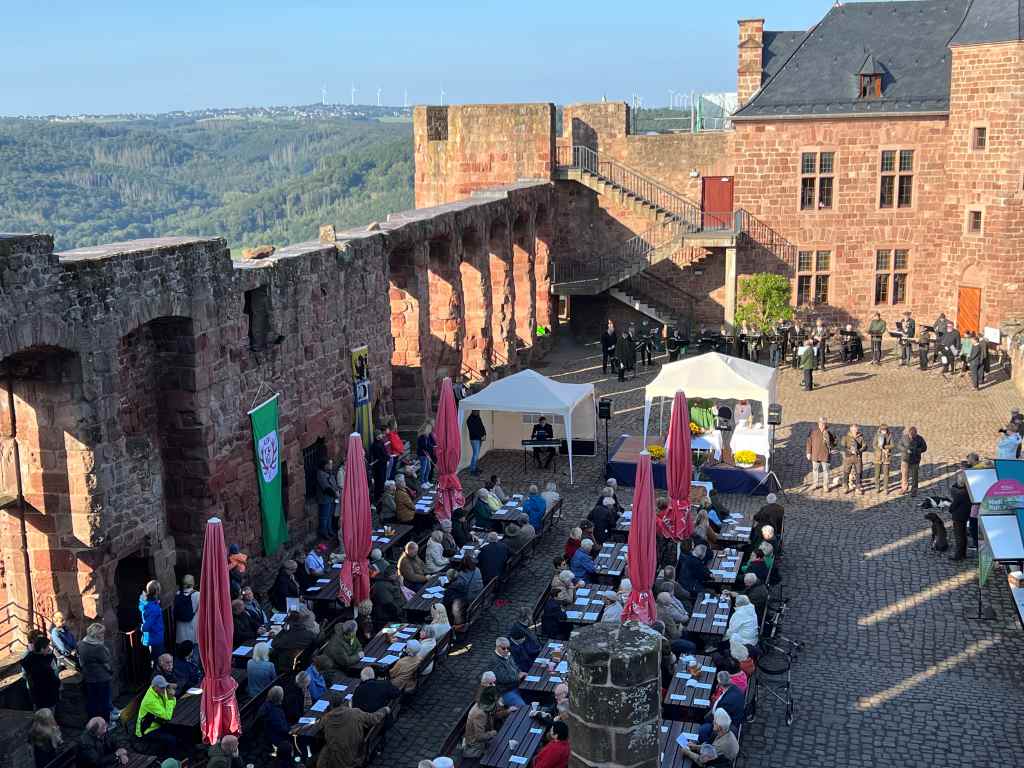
[459,226,492,378]
[534,204,555,334]
[512,211,537,351]
[117,316,211,580]
[388,244,427,430]
[488,218,516,367]
[0,345,94,652]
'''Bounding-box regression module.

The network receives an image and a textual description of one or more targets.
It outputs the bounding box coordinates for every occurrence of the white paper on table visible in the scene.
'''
[669,694,685,701]
[270,613,287,624]
[359,656,377,663]
[701,665,716,673]
[306,586,320,592]
[505,501,517,507]
[317,578,330,584]
[583,612,600,621]
[377,654,400,665]
[735,527,752,533]
[565,611,582,619]
[310,700,329,712]
[573,597,590,606]
[232,646,252,656]
[524,675,541,682]
[702,596,717,604]
[575,589,591,597]
[298,717,317,725]
[690,613,707,619]
[675,672,691,680]
[556,661,568,673]
[330,684,348,692]
[186,687,203,695]
[387,643,406,652]
[693,698,711,707]
[686,680,712,690]
[529,727,544,735]
[677,732,700,746]
[712,620,728,627]
[608,570,621,577]
[510,757,528,766]
[550,676,562,683]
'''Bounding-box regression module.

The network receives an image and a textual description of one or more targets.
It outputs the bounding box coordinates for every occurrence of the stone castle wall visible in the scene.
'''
[0,180,554,653]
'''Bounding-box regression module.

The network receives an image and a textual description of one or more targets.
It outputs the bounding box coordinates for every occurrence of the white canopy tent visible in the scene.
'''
[456,369,597,483]
[643,352,779,461]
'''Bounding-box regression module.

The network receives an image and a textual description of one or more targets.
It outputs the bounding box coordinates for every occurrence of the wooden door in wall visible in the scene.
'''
[701,177,734,230]
[957,286,982,335]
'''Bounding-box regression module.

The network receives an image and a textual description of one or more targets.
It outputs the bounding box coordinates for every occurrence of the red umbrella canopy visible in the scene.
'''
[622,451,657,625]
[339,432,373,606]
[434,377,465,521]
[659,390,694,541]
[198,517,241,744]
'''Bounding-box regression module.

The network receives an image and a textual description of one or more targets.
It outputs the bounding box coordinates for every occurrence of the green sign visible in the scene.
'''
[249,394,288,555]
[978,538,995,587]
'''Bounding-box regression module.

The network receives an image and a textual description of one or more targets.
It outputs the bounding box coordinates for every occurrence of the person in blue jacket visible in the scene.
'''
[140,580,165,664]
[523,484,547,529]
[570,539,597,582]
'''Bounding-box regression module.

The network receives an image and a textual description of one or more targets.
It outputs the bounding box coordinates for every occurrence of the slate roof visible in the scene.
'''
[735,0,972,120]
[950,0,1023,44]
[761,31,804,80]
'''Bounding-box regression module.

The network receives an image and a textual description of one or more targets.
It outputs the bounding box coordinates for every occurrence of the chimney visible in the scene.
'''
[737,18,765,107]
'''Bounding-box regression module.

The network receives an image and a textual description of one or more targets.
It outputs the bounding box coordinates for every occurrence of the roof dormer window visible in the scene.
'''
[858,53,883,99]
[859,74,882,99]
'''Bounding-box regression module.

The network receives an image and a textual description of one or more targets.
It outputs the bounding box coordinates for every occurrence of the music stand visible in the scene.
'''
[750,423,785,499]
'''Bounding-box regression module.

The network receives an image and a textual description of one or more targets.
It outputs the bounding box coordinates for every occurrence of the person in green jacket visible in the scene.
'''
[867,312,886,364]
[314,620,363,680]
[799,339,816,391]
[135,676,179,757]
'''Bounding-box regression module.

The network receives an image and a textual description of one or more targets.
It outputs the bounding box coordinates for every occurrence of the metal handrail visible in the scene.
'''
[556,145,705,231]
[620,272,696,322]
[551,225,674,289]
[735,209,797,272]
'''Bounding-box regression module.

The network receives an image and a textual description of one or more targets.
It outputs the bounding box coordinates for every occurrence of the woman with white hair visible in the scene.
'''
[379,480,397,521]
[680,707,739,765]
[424,530,450,575]
[428,602,452,639]
[541,481,561,512]
[78,622,114,721]
[570,539,597,582]
[247,641,277,696]
[724,594,758,647]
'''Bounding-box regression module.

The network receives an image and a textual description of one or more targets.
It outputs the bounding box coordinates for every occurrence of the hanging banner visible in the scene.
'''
[249,395,288,555]
[351,346,373,451]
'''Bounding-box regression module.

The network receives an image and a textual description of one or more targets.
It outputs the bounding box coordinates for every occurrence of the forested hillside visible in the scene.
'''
[0,116,414,251]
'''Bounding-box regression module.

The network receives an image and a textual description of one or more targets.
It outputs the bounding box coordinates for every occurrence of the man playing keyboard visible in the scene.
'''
[531,416,556,469]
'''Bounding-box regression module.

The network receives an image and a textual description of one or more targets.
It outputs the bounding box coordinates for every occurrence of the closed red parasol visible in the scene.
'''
[660,390,693,540]
[622,451,657,624]
[433,377,465,521]
[198,517,241,744]
[339,432,372,606]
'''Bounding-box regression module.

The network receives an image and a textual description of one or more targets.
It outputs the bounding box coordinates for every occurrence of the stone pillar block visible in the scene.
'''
[567,623,660,768]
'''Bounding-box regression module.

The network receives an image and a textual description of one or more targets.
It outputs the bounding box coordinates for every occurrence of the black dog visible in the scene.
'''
[920,496,951,552]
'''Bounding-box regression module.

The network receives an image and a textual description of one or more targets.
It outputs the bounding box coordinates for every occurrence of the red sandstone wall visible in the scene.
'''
[941,42,1024,329]
[732,115,950,326]
[737,19,765,107]
[414,104,556,208]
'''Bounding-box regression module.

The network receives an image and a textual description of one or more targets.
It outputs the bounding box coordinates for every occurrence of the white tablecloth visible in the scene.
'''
[730,425,770,458]
[692,431,723,460]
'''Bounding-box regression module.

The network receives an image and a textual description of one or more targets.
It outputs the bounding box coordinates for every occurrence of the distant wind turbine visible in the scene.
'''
[377,87,382,107]
[351,83,357,105]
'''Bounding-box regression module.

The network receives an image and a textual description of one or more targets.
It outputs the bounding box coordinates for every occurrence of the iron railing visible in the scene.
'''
[551,226,668,290]
[618,273,696,330]
[556,145,705,231]
[735,209,797,273]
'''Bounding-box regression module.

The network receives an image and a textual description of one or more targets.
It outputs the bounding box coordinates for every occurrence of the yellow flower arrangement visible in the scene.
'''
[734,450,757,466]
[689,421,703,436]
[648,445,666,462]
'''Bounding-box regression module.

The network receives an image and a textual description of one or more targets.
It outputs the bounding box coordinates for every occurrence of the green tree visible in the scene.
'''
[735,273,794,331]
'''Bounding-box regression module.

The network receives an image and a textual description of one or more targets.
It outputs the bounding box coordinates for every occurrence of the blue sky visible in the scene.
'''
[3,1,839,115]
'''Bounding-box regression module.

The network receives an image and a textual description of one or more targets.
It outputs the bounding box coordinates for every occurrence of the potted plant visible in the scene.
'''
[734,450,758,468]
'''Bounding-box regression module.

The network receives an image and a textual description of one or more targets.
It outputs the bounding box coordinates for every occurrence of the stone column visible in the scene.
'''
[724,245,738,331]
[567,623,660,768]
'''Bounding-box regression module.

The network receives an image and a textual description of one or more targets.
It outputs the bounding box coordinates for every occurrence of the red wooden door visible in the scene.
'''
[957,286,981,334]
[701,177,734,230]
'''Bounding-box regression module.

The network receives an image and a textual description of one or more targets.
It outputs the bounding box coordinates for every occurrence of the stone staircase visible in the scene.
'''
[552,145,798,328]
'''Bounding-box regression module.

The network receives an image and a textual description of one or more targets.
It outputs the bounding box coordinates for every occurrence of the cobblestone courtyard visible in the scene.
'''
[383,336,1024,767]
